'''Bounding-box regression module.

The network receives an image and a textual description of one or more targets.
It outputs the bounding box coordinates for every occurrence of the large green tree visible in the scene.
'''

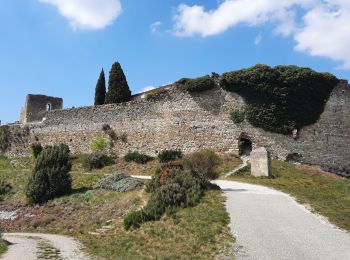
[106,62,131,104]
[94,69,106,105]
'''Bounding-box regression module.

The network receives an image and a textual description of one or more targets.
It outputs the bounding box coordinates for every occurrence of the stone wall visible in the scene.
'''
[5,82,350,177]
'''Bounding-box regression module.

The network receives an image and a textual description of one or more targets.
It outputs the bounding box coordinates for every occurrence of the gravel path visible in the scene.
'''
[214,180,350,260]
[1,233,90,260]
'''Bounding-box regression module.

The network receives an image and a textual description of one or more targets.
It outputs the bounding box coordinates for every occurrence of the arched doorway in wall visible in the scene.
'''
[238,133,253,156]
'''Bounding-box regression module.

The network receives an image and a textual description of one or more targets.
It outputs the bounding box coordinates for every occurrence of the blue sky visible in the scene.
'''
[0,0,349,124]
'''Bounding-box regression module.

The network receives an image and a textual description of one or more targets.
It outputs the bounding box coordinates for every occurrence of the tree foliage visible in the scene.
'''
[177,75,216,92]
[221,64,339,134]
[94,69,106,106]
[26,144,72,203]
[106,62,131,104]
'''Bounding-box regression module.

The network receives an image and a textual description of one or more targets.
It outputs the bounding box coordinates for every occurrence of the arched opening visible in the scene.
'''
[238,135,253,156]
[46,103,52,112]
[286,153,302,163]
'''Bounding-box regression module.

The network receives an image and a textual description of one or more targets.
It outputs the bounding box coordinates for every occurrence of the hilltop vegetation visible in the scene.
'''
[221,65,339,134]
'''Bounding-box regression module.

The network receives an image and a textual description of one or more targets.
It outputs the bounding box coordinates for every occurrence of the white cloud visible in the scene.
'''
[39,0,122,30]
[294,1,350,69]
[173,0,315,37]
[173,0,350,68]
[254,33,262,45]
[150,21,162,33]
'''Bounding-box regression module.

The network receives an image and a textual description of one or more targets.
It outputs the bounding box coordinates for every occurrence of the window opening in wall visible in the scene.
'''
[46,103,52,112]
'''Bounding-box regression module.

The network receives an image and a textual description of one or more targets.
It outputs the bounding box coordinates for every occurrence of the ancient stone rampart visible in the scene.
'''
[5,82,350,177]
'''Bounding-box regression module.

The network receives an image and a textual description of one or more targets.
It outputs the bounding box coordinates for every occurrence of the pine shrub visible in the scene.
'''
[83,153,115,171]
[124,151,154,164]
[158,150,183,163]
[26,144,72,204]
[31,143,43,159]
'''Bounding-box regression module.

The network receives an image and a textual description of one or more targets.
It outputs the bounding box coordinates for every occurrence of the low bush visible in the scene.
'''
[145,88,168,101]
[124,170,214,230]
[183,150,221,180]
[145,168,162,193]
[90,137,109,152]
[230,108,246,124]
[158,150,183,163]
[31,143,43,159]
[124,151,154,164]
[0,181,12,195]
[95,173,143,192]
[26,144,72,204]
[177,75,216,92]
[83,153,115,171]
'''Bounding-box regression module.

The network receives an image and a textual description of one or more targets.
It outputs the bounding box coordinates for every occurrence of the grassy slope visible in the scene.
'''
[79,191,233,260]
[227,160,350,231]
[0,155,234,259]
[0,241,8,256]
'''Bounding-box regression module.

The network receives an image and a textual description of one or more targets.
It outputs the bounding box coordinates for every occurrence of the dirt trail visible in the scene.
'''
[1,233,90,260]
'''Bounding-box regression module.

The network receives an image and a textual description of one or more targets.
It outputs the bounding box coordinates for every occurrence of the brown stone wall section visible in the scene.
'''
[6,82,350,177]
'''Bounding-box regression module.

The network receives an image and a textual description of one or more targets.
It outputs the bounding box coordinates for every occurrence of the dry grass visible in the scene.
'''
[227,160,350,231]
[79,191,234,260]
[216,154,242,176]
[1,155,234,259]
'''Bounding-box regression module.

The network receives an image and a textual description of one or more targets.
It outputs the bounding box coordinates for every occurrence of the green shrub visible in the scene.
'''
[230,108,246,124]
[145,168,162,193]
[123,210,146,230]
[124,170,208,230]
[83,153,115,171]
[124,151,154,164]
[31,143,43,159]
[90,137,109,152]
[221,64,339,134]
[183,150,221,180]
[158,150,183,163]
[26,144,72,204]
[0,126,10,154]
[0,181,12,195]
[177,75,216,92]
[95,173,143,192]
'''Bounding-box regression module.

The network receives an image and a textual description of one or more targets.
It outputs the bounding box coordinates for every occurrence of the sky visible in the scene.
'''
[0,0,350,124]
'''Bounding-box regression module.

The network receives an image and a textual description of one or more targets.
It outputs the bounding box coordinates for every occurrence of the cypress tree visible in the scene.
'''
[94,69,106,105]
[106,62,131,104]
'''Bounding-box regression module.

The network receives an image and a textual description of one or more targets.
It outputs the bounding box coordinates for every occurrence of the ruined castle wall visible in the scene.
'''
[6,83,350,177]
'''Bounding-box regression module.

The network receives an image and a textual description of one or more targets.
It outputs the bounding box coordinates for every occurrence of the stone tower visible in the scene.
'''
[19,94,63,124]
